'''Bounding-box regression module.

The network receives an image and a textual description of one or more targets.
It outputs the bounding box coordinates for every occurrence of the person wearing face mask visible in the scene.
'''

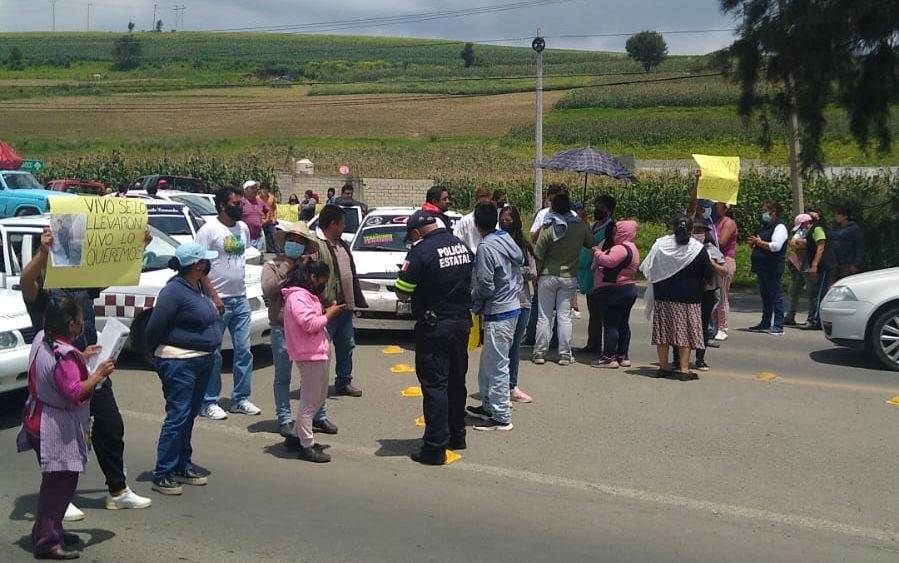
[785,213,812,326]
[195,186,262,420]
[498,205,535,403]
[262,223,338,439]
[576,195,616,355]
[747,200,789,335]
[282,261,346,463]
[144,243,223,496]
[686,221,726,372]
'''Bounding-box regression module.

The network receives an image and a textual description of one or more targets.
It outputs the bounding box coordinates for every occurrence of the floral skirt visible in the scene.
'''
[652,300,705,349]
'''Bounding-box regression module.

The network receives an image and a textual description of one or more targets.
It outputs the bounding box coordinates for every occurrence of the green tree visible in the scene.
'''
[127,21,135,32]
[460,42,475,68]
[625,31,668,72]
[111,35,142,71]
[719,0,899,172]
[6,47,24,71]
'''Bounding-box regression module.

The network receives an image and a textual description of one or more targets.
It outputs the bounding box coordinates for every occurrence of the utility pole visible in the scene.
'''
[87,3,92,31]
[181,5,186,29]
[532,29,545,212]
[152,3,158,31]
[173,5,179,29]
[49,0,59,32]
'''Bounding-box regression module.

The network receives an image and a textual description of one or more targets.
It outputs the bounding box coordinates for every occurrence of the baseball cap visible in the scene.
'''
[242,180,260,190]
[793,213,812,231]
[174,242,217,267]
[405,210,437,242]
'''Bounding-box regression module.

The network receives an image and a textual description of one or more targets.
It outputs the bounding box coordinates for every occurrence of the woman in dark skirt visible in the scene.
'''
[640,215,715,380]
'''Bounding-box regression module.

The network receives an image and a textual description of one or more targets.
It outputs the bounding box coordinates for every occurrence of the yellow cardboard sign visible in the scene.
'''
[45,196,148,289]
[692,154,741,205]
[278,204,298,223]
[468,313,480,351]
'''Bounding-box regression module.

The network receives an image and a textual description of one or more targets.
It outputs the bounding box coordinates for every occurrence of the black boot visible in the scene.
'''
[411,449,446,466]
[297,445,331,463]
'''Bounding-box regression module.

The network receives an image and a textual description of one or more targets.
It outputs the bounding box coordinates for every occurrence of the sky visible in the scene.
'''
[0,0,739,55]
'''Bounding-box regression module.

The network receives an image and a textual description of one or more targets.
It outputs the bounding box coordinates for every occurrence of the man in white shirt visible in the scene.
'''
[529,183,569,242]
[196,186,261,420]
[453,187,492,254]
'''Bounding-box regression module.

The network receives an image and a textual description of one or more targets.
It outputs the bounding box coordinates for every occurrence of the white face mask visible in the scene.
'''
[692,233,706,243]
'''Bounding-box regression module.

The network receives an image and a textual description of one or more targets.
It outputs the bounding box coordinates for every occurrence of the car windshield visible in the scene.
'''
[2,172,42,190]
[353,226,407,252]
[170,194,216,216]
[143,227,178,272]
[148,215,193,236]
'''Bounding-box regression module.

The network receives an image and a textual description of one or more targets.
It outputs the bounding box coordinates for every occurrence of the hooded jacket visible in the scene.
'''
[471,229,525,316]
[593,220,640,288]
[282,286,330,362]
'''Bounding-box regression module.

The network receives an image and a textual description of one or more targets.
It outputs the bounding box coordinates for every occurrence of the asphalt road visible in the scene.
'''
[1,297,897,562]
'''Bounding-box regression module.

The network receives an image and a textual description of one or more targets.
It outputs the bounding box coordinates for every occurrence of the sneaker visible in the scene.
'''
[151,476,183,496]
[105,487,152,510]
[766,328,785,336]
[313,418,339,434]
[591,356,619,369]
[34,546,80,560]
[714,330,729,341]
[473,418,514,431]
[557,355,573,366]
[466,405,492,421]
[335,383,363,397]
[747,324,770,332]
[63,503,84,522]
[674,371,699,381]
[532,356,546,365]
[283,435,301,450]
[617,356,632,368]
[694,360,711,372]
[200,404,228,420]
[798,322,822,331]
[448,436,467,450]
[297,445,331,463]
[279,421,295,438]
[173,468,208,486]
[510,387,533,403]
[229,400,262,416]
[651,368,671,378]
[571,308,582,320]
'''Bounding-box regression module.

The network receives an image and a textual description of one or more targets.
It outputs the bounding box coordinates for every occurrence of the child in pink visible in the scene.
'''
[282,262,345,463]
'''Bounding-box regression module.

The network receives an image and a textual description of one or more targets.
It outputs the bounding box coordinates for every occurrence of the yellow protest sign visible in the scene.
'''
[692,154,741,205]
[278,203,298,223]
[45,196,148,289]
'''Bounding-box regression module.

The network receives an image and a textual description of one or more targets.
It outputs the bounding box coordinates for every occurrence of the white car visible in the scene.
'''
[0,288,34,394]
[820,267,899,371]
[0,216,270,365]
[120,190,218,221]
[350,207,461,331]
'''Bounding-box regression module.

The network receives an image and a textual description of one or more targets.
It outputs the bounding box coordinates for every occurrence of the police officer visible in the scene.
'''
[394,211,473,465]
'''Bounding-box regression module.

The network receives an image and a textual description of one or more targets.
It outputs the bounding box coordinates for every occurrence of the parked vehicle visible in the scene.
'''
[820,267,899,371]
[349,207,462,331]
[0,170,73,218]
[0,288,35,394]
[0,217,269,365]
[46,179,107,196]
[130,174,207,194]
[307,205,364,244]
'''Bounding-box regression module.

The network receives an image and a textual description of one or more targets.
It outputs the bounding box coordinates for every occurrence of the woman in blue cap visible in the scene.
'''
[145,242,223,496]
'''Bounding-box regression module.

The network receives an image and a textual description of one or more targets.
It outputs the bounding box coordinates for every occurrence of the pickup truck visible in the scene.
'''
[0,170,73,218]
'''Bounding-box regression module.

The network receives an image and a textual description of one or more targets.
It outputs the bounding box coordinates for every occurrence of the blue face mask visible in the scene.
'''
[761,212,772,224]
[284,241,305,259]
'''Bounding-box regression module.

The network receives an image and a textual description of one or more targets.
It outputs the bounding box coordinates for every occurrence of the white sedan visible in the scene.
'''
[820,267,899,371]
[0,288,34,394]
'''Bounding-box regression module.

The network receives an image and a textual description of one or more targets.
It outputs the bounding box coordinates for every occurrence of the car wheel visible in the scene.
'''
[870,306,899,372]
[130,313,156,369]
[15,207,38,217]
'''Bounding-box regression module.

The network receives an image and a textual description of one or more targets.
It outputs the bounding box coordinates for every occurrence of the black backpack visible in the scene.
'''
[600,245,633,283]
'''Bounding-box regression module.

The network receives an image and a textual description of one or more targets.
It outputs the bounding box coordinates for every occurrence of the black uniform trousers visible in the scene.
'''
[414,317,469,454]
[90,380,128,494]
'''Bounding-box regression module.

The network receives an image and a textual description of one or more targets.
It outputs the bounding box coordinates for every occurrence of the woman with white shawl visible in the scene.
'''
[640,215,715,380]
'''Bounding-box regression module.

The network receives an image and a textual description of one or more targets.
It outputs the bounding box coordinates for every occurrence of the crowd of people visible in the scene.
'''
[14,177,867,558]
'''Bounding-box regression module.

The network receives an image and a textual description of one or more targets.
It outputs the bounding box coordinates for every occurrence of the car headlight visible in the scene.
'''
[359,281,381,292]
[0,331,19,350]
[824,286,857,303]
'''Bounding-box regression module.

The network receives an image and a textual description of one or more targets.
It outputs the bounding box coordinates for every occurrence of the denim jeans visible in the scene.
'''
[756,268,785,331]
[263,222,281,254]
[477,315,517,424]
[509,308,530,389]
[535,276,577,359]
[154,354,214,479]
[204,296,254,407]
[327,309,355,388]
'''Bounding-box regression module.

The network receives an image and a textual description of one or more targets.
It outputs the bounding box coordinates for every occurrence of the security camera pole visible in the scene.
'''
[532,30,545,212]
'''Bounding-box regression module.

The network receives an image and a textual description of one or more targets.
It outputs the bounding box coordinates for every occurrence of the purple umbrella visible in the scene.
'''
[540,146,636,202]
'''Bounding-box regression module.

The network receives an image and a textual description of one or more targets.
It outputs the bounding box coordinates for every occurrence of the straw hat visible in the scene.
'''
[275,221,319,251]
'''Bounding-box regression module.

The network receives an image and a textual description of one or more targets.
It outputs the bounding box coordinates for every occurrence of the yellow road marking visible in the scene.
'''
[401,386,423,398]
[704,370,899,395]
[415,415,425,427]
[382,345,404,355]
[390,363,415,374]
[757,372,777,381]
[445,450,463,464]
[887,396,899,407]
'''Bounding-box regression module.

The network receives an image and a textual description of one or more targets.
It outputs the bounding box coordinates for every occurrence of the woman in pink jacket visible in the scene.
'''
[591,220,641,369]
[282,261,346,463]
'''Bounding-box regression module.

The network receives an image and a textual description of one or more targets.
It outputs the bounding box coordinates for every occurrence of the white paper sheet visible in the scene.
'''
[87,318,131,372]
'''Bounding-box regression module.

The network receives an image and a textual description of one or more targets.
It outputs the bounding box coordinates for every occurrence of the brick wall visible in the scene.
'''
[277,173,433,208]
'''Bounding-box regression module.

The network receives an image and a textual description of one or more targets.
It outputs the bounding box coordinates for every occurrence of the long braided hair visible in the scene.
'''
[43,295,83,358]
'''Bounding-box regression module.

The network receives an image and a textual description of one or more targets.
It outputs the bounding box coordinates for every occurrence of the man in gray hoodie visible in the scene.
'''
[467,202,524,431]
